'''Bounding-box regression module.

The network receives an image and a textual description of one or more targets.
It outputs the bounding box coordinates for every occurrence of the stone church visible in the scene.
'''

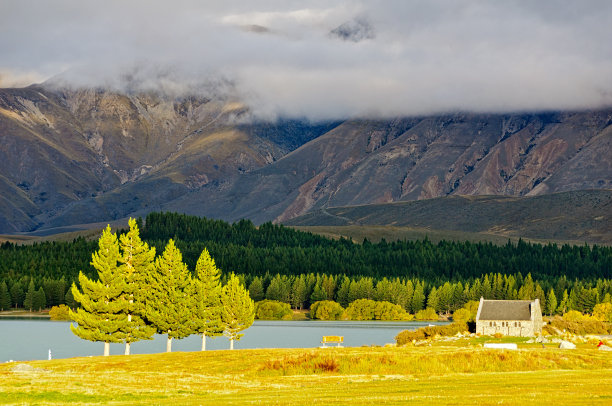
[475,297,543,337]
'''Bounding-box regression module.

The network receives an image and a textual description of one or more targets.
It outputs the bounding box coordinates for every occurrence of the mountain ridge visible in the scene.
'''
[1,85,611,239]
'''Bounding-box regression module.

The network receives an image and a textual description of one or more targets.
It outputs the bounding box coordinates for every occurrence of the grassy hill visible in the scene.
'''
[1,346,611,405]
[285,189,612,246]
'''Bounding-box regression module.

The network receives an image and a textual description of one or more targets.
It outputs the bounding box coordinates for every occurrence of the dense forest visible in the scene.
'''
[1,212,611,314]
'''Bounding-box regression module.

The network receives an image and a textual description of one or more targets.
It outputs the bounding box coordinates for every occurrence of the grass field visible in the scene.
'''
[1,346,611,405]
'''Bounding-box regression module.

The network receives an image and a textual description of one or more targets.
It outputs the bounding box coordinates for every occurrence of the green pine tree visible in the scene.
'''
[310,283,327,304]
[118,218,156,355]
[69,226,128,356]
[145,239,195,352]
[221,273,255,350]
[426,286,440,312]
[10,281,24,308]
[24,279,36,311]
[248,276,265,302]
[64,287,76,308]
[291,275,308,310]
[0,281,12,310]
[33,287,46,311]
[546,288,558,316]
[410,282,425,313]
[192,247,223,351]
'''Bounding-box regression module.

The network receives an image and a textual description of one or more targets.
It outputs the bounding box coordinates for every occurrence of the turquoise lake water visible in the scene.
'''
[0,319,447,361]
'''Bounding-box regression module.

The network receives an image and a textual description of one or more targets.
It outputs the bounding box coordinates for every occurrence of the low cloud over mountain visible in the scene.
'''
[2,1,612,120]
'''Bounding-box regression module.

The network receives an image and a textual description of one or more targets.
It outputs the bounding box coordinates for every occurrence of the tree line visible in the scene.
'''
[1,212,611,315]
[69,219,254,356]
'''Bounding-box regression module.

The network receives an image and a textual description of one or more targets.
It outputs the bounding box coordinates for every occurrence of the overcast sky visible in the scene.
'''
[1,0,611,119]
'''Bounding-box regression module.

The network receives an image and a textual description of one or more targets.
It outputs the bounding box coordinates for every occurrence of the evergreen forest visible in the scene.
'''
[1,212,611,315]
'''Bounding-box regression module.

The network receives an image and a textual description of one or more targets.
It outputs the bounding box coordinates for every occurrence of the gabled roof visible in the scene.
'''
[477,300,533,321]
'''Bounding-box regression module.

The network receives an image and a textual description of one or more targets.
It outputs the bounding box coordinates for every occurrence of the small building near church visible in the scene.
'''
[475,297,543,337]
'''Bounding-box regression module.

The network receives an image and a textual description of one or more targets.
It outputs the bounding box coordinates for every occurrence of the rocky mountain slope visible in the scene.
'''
[1,84,611,236]
[161,112,612,226]
[0,85,336,232]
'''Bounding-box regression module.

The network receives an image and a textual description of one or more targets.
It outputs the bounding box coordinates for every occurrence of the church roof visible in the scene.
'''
[477,300,533,321]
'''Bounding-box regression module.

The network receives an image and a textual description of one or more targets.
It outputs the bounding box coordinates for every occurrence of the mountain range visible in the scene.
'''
[1,85,611,242]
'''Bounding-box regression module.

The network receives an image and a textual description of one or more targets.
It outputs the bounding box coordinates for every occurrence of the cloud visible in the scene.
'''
[1,0,611,120]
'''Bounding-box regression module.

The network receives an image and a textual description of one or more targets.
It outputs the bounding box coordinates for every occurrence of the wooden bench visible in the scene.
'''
[320,335,344,348]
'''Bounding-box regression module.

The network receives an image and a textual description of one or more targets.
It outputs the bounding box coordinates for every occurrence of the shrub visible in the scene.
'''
[563,310,585,322]
[343,299,376,320]
[415,307,439,321]
[310,300,344,320]
[395,322,468,345]
[49,304,71,321]
[374,301,413,321]
[343,299,413,321]
[593,303,612,322]
[255,300,293,320]
[545,316,612,335]
[452,308,472,323]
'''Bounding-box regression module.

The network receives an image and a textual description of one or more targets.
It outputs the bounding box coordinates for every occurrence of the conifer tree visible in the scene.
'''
[410,282,425,313]
[0,281,11,310]
[10,281,24,308]
[64,287,76,308]
[145,239,195,352]
[118,218,156,355]
[221,273,255,350]
[291,275,308,310]
[310,283,327,303]
[247,276,265,302]
[192,247,223,351]
[427,286,440,312]
[33,287,46,311]
[24,279,36,311]
[546,288,558,316]
[70,226,128,356]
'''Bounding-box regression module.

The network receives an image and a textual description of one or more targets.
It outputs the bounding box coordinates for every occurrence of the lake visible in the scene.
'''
[0,319,446,362]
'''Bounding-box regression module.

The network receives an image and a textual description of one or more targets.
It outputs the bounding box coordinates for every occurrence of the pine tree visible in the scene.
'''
[291,275,308,310]
[546,288,558,316]
[410,282,426,313]
[247,276,265,302]
[336,276,351,307]
[144,239,195,352]
[221,273,255,350]
[33,287,46,311]
[69,226,128,356]
[118,218,156,355]
[64,287,76,308]
[10,281,24,308]
[426,286,440,312]
[192,247,223,351]
[0,281,11,310]
[24,279,36,311]
[310,283,327,303]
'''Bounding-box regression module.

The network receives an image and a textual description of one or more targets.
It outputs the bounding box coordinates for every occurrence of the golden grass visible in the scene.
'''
[1,346,611,405]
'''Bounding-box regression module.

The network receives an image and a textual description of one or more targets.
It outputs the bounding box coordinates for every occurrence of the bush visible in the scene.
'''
[49,304,71,321]
[395,322,468,345]
[343,299,412,321]
[415,307,439,321]
[310,300,344,320]
[562,310,585,322]
[545,316,612,335]
[343,299,376,320]
[593,303,612,322]
[452,308,472,323]
[255,300,293,320]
